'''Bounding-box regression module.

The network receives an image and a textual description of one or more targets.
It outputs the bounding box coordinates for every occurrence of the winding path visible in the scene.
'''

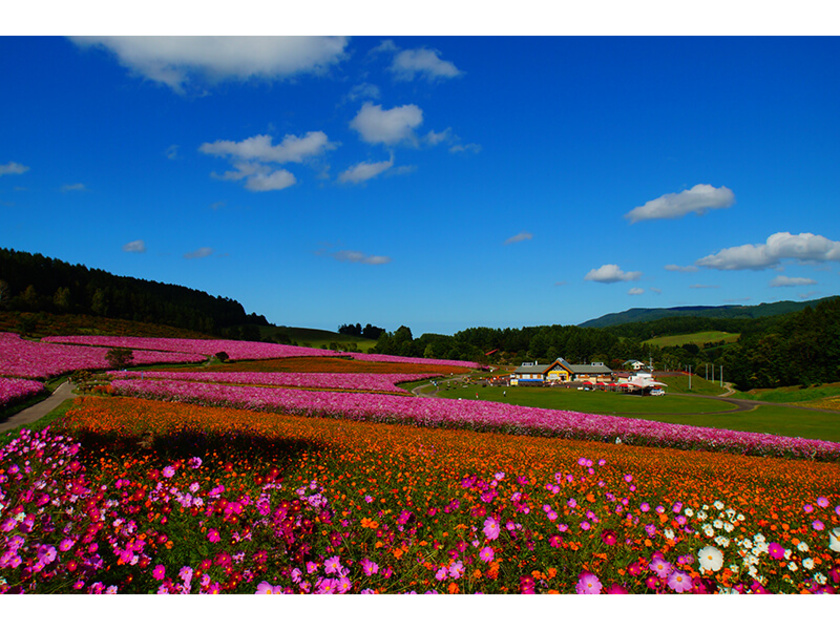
[0,381,79,433]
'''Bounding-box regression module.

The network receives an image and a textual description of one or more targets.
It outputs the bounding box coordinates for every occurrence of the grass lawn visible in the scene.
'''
[432,379,840,443]
[732,382,840,404]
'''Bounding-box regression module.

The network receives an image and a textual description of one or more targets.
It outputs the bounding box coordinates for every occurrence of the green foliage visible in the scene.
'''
[105,347,134,369]
[0,247,268,335]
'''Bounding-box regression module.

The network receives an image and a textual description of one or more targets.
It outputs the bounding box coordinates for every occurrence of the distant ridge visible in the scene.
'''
[578,297,836,328]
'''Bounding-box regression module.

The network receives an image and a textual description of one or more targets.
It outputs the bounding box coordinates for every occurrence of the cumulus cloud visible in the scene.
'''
[0,162,29,176]
[200,132,335,164]
[122,240,146,253]
[184,247,214,259]
[61,183,87,193]
[696,232,840,271]
[350,102,423,146]
[628,287,644,295]
[346,82,381,102]
[584,264,642,283]
[504,232,533,245]
[664,264,698,273]
[770,275,817,287]
[200,132,334,192]
[71,36,348,93]
[390,47,462,82]
[625,184,735,223]
[338,155,394,184]
[326,250,391,265]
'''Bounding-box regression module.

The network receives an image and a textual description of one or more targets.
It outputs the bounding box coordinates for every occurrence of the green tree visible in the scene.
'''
[106,347,134,369]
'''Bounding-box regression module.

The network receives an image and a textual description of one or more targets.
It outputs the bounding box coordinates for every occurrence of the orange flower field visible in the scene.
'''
[2,393,835,595]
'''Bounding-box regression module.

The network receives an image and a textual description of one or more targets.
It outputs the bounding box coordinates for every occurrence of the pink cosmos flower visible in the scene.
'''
[483,517,500,540]
[256,581,278,594]
[361,559,379,576]
[479,546,495,563]
[576,572,603,594]
[435,566,448,581]
[812,519,825,531]
[162,466,175,478]
[207,529,221,543]
[803,504,814,513]
[650,558,672,578]
[324,556,342,575]
[152,564,166,580]
[667,570,693,593]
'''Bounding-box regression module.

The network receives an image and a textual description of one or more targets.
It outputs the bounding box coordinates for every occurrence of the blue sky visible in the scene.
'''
[2,28,840,335]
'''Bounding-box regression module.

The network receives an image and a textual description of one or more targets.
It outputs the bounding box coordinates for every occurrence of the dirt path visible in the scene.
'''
[0,381,78,433]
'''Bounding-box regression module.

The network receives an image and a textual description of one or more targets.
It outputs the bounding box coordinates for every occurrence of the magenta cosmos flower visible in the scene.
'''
[152,564,166,580]
[207,528,221,543]
[479,546,495,563]
[768,542,786,559]
[256,581,279,594]
[576,572,603,594]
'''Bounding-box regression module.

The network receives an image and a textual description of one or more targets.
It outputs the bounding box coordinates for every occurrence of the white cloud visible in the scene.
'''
[200,132,333,192]
[450,143,482,154]
[0,162,29,176]
[625,184,735,223]
[504,232,533,245]
[200,132,335,164]
[122,240,146,253]
[390,48,462,82]
[650,287,662,294]
[346,82,381,102]
[61,183,87,193]
[690,284,720,289]
[664,264,698,273]
[628,287,644,295]
[338,155,394,184]
[350,102,423,146]
[584,264,642,283]
[244,169,296,192]
[328,250,391,265]
[165,145,180,160]
[425,128,451,146]
[770,275,817,287]
[184,247,214,259]
[71,36,348,93]
[696,232,840,271]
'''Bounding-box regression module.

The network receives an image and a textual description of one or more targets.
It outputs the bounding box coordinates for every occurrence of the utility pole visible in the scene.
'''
[720,365,723,388]
[689,365,692,390]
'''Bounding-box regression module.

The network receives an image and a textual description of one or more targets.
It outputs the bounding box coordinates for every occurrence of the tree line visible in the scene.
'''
[370,298,840,391]
[0,248,268,339]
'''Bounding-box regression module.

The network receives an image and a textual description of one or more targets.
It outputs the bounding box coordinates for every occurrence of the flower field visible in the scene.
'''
[1,396,838,595]
[0,378,45,409]
[0,333,207,379]
[108,377,840,461]
[106,371,439,395]
[2,331,839,596]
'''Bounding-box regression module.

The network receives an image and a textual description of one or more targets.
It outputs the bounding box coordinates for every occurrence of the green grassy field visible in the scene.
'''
[732,382,840,404]
[644,330,740,348]
[429,378,840,443]
[657,374,726,395]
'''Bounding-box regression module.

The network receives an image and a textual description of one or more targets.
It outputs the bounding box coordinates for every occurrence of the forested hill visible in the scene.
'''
[579,298,834,328]
[0,248,268,337]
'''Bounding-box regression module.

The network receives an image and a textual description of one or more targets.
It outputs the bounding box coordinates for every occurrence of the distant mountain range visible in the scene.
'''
[578,297,836,328]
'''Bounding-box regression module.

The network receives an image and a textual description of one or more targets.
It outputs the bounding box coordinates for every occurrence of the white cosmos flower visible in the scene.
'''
[788,562,798,572]
[803,558,814,570]
[698,545,724,572]
[741,539,753,550]
[703,524,715,537]
[797,541,809,553]
[723,522,735,533]
[664,528,675,540]
[715,536,731,548]
[830,527,840,552]
[714,501,724,510]
[815,572,827,585]
[713,519,724,529]
[754,533,766,544]
[696,510,708,521]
